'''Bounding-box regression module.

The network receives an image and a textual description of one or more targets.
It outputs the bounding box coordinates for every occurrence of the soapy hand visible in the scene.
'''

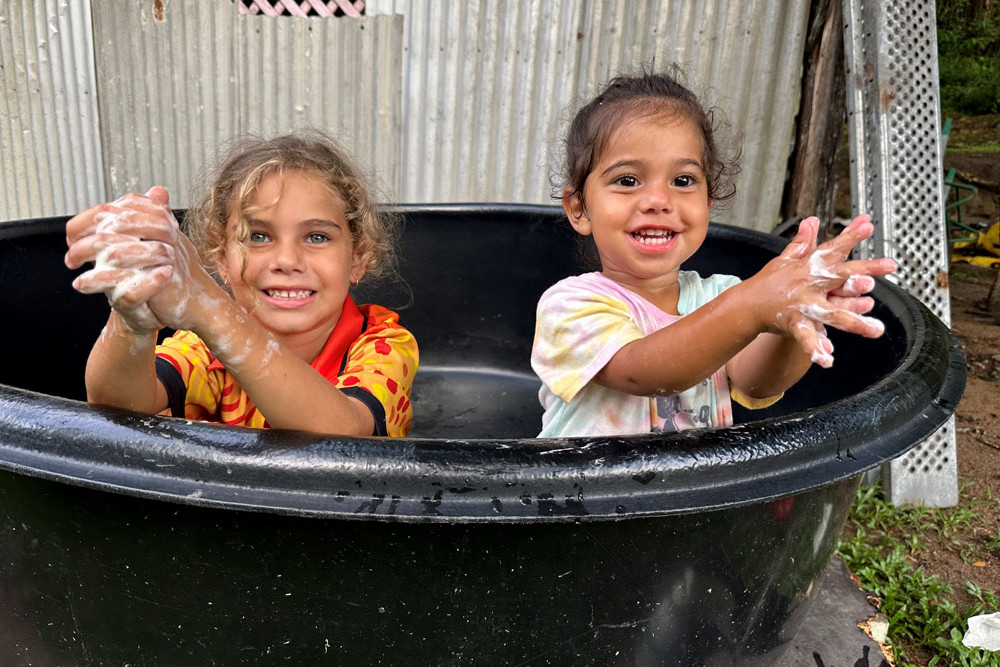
[65,187,206,334]
[748,214,897,368]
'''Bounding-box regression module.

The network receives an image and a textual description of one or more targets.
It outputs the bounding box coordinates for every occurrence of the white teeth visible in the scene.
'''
[266,289,312,299]
[632,230,674,245]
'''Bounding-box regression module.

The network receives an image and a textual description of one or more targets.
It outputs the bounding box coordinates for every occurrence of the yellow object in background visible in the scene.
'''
[952,221,1000,268]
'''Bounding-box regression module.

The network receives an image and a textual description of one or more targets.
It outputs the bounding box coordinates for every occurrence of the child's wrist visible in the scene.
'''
[188,298,257,364]
[109,309,160,339]
[723,279,772,335]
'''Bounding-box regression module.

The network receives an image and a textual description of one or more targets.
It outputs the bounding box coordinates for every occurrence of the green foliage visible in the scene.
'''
[837,482,1000,667]
[986,522,1000,552]
[938,1,1000,114]
[929,584,999,667]
[938,57,1000,115]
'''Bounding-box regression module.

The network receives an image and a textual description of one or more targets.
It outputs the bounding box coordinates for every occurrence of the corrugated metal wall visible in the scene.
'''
[90,1,403,210]
[368,0,811,231]
[1,0,810,232]
[0,0,104,220]
[1,0,403,218]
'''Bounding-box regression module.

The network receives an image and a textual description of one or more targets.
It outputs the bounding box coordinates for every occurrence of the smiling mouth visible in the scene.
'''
[632,229,675,246]
[264,289,315,300]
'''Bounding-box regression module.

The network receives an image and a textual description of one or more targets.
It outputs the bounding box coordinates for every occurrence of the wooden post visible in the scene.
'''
[781,0,847,231]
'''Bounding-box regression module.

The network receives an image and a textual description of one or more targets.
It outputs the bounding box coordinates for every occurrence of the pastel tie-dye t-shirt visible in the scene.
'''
[531,271,741,438]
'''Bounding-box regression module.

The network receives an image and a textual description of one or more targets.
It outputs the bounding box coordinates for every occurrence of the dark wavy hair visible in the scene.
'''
[558,65,741,213]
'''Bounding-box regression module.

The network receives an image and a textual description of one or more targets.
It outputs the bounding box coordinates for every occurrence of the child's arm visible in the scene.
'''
[594,215,895,397]
[82,312,171,413]
[180,294,379,435]
[67,189,377,436]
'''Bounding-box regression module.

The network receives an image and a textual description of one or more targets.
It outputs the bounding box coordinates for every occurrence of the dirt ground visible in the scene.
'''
[896,114,1000,613]
[922,264,1000,600]
[923,264,1000,600]
[935,119,1000,599]
[945,119,1000,540]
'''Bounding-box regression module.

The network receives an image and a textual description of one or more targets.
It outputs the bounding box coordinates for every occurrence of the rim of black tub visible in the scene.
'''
[0,207,966,522]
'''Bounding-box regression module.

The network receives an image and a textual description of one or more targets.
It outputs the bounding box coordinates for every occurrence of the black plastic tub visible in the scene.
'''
[0,205,964,666]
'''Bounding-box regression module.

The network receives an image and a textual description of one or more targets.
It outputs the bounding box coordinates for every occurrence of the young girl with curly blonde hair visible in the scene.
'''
[66,133,417,437]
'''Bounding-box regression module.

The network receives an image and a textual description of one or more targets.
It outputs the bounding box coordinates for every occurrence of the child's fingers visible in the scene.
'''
[803,257,897,291]
[791,315,834,368]
[780,216,820,260]
[65,206,107,255]
[796,216,884,287]
[830,274,876,297]
[838,257,897,279]
[799,302,886,339]
[98,239,175,270]
[145,186,170,206]
[817,213,875,259]
[66,210,180,269]
[66,198,151,244]
[66,192,178,252]
[92,208,178,242]
[73,265,174,307]
[827,295,876,315]
[109,190,170,212]
[68,235,175,271]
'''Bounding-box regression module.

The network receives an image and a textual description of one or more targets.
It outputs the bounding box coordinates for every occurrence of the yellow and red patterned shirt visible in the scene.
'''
[154,297,417,436]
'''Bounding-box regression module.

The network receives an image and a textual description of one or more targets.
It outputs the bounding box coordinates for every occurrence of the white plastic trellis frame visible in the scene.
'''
[843,0,958,507]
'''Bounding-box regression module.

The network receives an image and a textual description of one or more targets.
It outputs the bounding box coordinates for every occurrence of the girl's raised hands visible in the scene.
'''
[749,214,897,368]
[65,187,214,335]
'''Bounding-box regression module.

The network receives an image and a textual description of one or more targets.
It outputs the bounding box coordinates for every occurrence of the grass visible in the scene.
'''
[836,482,999,667]
[945,144,1000,154]
[943,117,1000,154]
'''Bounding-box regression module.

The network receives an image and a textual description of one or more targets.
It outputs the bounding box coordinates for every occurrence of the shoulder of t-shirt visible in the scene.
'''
[356,303,404,330]
[537,272,619,304]
[677,271,741,315]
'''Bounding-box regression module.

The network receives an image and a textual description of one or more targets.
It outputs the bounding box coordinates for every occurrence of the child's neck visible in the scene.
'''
[601,270,681,315]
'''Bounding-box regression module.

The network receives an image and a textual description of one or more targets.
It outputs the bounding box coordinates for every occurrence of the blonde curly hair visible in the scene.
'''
[186,132,397,285]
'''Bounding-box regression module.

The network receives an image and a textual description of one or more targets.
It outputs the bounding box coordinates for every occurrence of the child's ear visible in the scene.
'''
[562,189,592,236]
[349,250,366,285]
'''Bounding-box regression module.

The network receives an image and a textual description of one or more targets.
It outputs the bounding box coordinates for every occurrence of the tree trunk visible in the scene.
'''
[781,0,847,232]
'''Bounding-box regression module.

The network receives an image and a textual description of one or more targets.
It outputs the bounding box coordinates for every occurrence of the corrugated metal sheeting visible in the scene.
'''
[1,0,810,232]
[0,0,104,220]
[1,0,403,217]
[89,1,402,210]
[368,0,811,230]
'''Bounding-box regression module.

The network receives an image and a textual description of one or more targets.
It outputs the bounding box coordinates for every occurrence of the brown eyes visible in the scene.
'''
[611,174,698,188]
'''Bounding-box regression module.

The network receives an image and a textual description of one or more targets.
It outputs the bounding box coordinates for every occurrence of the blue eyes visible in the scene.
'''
[247,231,330,244]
